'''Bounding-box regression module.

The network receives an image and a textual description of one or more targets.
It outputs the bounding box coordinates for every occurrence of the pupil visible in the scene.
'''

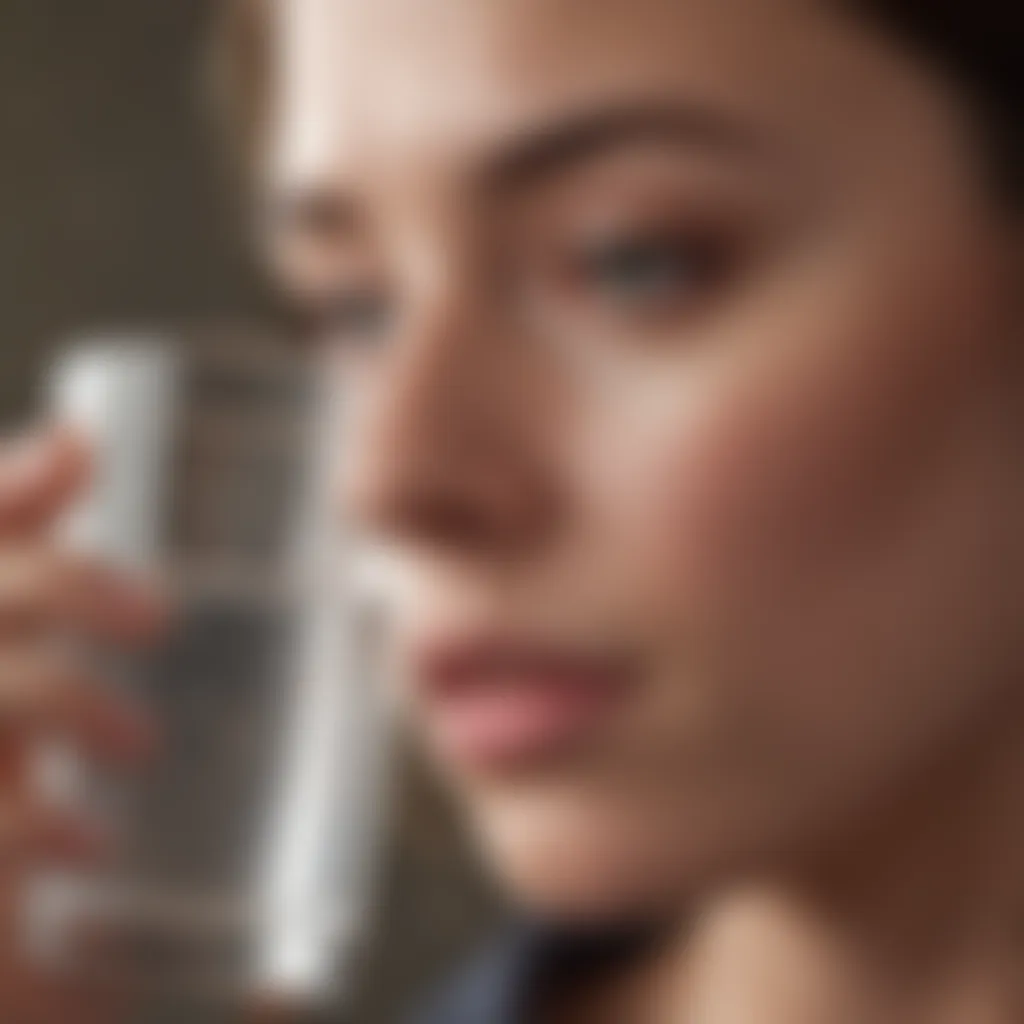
[599,244,680,296]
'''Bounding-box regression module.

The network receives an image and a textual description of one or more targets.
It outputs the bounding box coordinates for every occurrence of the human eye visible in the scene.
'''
[322,284,396,349]
[568,225,732,321]
[506,175,757,348]
[524,213,743,346]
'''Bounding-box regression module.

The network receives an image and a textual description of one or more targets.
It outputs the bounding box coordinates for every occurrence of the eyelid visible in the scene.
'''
[501,147,771,246]
[571,208,739,250]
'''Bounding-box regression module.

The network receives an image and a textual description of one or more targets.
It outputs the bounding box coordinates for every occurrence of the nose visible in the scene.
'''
[340,299,556,559]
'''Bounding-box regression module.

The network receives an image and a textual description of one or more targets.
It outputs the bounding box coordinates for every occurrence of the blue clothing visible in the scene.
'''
[413,925,540,1024]
[412,921,664,1024]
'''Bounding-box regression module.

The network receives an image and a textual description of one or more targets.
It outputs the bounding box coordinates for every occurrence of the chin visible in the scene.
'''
[466,785,723,924]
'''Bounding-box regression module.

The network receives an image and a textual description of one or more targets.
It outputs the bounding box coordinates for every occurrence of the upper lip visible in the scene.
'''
[411,630,635,702]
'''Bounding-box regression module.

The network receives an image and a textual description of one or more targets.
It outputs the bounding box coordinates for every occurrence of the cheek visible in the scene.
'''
[588,310,979,631]
[571,295,1012,820]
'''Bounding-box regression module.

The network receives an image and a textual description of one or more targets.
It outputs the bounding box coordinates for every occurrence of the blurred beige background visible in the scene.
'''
[0,0,262,419]
[0,2,496,1020]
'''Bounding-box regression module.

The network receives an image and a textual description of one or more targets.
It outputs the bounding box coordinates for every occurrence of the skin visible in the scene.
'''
[0,0,1020,1020]
[0,428,163,1022]
[261,0,1023,1017]
[266,0,1023,1017]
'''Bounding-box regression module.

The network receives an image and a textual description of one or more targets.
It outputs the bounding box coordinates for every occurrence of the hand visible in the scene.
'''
[0,425,166,1023]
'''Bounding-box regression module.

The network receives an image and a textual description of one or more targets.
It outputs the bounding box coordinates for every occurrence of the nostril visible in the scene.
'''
[341,450,552,555]
[406,491,511,551]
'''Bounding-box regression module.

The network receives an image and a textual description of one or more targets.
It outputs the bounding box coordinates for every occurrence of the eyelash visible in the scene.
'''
[561,226,733,321]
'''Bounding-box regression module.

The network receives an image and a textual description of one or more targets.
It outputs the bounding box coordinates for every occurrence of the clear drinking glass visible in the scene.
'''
[32,332,390,1017]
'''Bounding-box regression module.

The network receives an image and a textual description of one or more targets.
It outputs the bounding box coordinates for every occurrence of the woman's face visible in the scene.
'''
[265,0,1022,918]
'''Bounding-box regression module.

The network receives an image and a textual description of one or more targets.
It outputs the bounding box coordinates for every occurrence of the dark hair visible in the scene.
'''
[854,2,1020,202]
[216,0,1020,200]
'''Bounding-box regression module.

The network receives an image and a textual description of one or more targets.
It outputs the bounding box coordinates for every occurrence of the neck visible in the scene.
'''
[684,708,1024,1024]
[547,703,1024,1024]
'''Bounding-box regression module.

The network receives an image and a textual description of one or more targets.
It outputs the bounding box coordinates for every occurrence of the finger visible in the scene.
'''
[0,885,132,1024]
[0,962,127,1024]
[0,650,155,763]
[0,727,26,788]
[0,426,92,538]
[9,985,128,1024]
[0,549,169,647]
[0,803,111,868]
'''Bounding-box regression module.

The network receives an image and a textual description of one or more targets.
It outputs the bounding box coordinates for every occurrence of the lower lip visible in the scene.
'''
[426,669,628,772]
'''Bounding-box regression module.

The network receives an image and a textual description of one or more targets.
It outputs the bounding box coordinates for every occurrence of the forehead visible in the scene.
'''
[266,0,907,196]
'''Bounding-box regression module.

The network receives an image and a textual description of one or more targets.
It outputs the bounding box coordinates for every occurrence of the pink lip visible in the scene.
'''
[414,637,634,773]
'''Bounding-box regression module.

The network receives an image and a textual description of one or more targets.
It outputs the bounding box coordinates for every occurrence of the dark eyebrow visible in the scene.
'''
[483,101,765,192]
